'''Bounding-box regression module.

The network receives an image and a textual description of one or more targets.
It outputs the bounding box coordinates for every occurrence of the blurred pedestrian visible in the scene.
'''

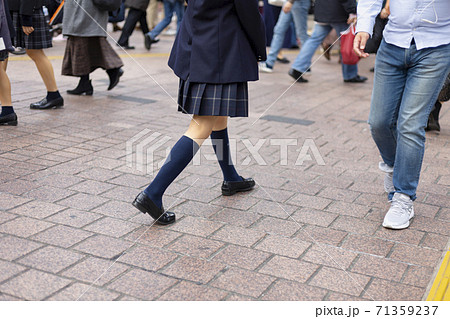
[288,0,367,83]
[260,0,310,73]
[146,0,159,30]
[62,0,124,95]
[117,0,150,50]
[8,0,64,109]
[355,0,450,229]
[133,0,266,225]
[0,0,16,125]
[144,0,184,51]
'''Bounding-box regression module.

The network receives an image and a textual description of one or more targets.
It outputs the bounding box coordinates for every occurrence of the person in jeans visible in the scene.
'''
[144,0,184,51]
[288,0,367,83]
[354,0,450,229]
[259,0,310,73]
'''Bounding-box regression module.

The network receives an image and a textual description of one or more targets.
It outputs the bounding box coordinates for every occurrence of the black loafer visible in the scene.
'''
[288,69,308,83]
[222,176,256,196]
[0,113,18,126]
[132,191,176,225]
[344,75,368,83]
[30,97,64,109]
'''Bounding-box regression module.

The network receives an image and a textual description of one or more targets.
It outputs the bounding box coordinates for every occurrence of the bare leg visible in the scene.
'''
[26,49,58,92]
[0,61,12,106]
[184,115,221,145]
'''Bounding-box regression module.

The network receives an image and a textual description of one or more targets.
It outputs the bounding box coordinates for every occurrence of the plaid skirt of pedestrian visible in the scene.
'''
[62,36,123,76]
[12,10,52,50]
[178,78,249,117]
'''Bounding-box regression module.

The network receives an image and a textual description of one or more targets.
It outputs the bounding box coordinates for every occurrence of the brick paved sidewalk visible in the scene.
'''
[0,30,449,301]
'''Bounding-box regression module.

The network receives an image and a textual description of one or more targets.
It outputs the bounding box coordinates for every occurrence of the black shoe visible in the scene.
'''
[222,176,256,196]
[0,113,18,126]
[288,69,308,83]
[370,67,375,73]
[144,34,152,50]
[426,101,441,132]
[132,191,176,225]
[344,75,368,83]
[107,68,124,91]
[30,97,64,109]
[276,57,290,64]
[67,80,93,96]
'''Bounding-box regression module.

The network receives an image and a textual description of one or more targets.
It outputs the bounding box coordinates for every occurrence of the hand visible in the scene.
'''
[283,2,292,13]
[353,32,370,58]
[347,13,357,24]
[22,26,34,35]
[380,7,390,19]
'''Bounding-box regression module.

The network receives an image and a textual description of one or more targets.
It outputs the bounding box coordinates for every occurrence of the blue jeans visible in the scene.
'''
[369,40,450,200]
[291,22,357,80]
[147,1,184,39]
[266,0,310,67]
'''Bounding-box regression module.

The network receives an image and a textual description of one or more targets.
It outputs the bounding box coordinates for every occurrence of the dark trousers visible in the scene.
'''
[117,8,149,46]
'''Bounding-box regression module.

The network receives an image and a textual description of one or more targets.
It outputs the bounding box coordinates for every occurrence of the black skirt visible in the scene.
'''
[12,10,52,50]
[177,77,249,118]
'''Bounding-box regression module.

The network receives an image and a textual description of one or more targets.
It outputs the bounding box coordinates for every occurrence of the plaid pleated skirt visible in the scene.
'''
[62,36,123,76]
[12,10,52,50]
[178,78,249,117]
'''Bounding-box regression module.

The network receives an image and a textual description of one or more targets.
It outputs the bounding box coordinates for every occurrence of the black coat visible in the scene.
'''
[8,0,44,15]
[314,0,356,24]
[168,0,266,84]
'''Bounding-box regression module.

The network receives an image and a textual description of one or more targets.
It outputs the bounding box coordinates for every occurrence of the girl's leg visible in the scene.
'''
[0,60,17,125]
[143,115,217,209]
[210,116,242,182]
[26,49,58,92]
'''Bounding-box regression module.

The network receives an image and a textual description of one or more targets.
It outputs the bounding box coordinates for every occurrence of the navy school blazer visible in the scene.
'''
[168,0,267,84]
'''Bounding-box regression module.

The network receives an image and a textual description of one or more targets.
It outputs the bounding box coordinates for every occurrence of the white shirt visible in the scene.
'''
[356,0,450,50]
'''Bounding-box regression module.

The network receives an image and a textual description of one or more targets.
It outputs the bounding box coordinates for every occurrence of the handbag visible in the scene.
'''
[364,14,388,54]
[268,0,286,7]
[92,0,122,12]
[340,23,360,65]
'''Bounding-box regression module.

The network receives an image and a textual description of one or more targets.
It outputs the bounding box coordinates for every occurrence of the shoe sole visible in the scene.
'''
[222,185,255,196]
[67,91,93,96]
[0,120,18,126]
[132,199,175,225]
[382,210,415,230]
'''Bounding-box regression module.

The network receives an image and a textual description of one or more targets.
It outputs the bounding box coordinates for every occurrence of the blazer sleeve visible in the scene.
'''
[233,0,267,62]
[339,0,357,15]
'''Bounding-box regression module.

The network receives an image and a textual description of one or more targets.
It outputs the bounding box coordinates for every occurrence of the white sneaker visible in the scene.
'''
[382,193,414,229]
[379,162,394,194]
[259,62,273,73]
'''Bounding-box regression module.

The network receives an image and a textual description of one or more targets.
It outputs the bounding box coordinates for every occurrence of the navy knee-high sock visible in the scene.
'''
[144,135,200,209]
[211,128,242,182]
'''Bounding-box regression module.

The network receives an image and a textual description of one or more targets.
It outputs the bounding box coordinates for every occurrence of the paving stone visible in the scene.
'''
[302,245,358,270]
[0,269,71,300]
[211,225,266,247]
[119,245,178,271]
[211,194,260,211]
[326,292,371,301]
[0,216,54,238]
[46,208,103,228]
[92,200,139,220]
[249,187,295,202]
[108,269,177,300]
[251,216,302,237]
[409,216,450,236]
[290,208,338,228]
[30,225,93,248]
[287,193,332,210]
[250,199,298,219]
[402,266,435,288]
[100,185,140,203]
[84,217,139,238]
[17,246,85,274]
[0,211,17,225]
[0,293,22,301]
[255,234,310,258]
[57,193,109,211]
[158,281,228,301]
[309,267,371,297]
[161,255,226,284]
[173,200,222,219]
[225,294,257,301]
[212,245,271,270]
[125,225,182,248]
[261,279,327,301]
[76,167,122,182]
[166,234,225,259]
[73,235,131,259]
[389,244,442,267]
[318,187,361,203]
[352,255,408,282]
[0,235,43,261]
[167,216,223,237]
[108,174,151,189]
[363,279,425,301]
[0,193,31,210]
[0,179,41,196]
[211,267,275,298]
[326,201,372,218]
[295,225,348,246]
[25,186,76,202]
[35,174,85,189]
[9,200,65,219]
[48,283,120,301]
[259,255,319,283]
[374,227,425,246]
[69,180,116,195]
[330,215,380,236]
[209,208,262,228]
[342,234,394,257]
[61,256,129,286]
[421,233,449,250]
[0,260,26,283]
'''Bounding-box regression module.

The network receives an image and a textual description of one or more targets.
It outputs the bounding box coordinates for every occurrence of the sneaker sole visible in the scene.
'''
[382,210,415,230]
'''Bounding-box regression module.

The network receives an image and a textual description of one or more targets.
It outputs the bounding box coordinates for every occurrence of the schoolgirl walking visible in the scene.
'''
[132,0,266,224]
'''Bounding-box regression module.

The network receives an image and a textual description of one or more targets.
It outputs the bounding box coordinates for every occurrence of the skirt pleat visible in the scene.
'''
[12,10,52,50]
[178,77,248,117]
